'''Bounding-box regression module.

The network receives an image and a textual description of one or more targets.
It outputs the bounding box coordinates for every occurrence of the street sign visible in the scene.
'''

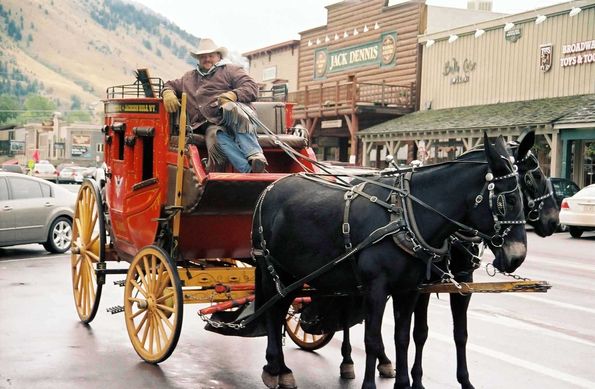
[321,119,342,128]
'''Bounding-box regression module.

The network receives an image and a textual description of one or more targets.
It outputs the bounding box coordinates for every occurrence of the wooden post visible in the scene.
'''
[172,93,187,257]
[319,82,323,116]
[304,85,309,118]
[335,80,340,116]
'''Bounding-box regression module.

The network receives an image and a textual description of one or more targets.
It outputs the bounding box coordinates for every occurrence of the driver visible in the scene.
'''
[162,38,267,173]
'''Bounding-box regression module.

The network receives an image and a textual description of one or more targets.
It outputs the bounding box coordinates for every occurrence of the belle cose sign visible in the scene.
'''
[560,39,595,67]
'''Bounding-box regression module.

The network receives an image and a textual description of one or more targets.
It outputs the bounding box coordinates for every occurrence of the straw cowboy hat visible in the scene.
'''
[190,38,228,59]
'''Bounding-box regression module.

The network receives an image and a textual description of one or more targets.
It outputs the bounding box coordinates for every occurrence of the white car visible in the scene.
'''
[0,172,76,253]
[559,184,595,238]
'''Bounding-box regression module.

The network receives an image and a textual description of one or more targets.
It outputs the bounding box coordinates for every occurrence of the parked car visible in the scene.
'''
[30,162,58,182]
[551,177,580,207]
[72,166,89,184]
[31,162,57,182]
[57,166,87,184]
[0,172,76,253]
[559,184,595,238]
[0,163,26,174]
[57,166,77,184]
[551,177,581,231]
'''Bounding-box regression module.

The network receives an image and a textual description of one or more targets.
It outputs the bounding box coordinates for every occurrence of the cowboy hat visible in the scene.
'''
[190,38,228,59]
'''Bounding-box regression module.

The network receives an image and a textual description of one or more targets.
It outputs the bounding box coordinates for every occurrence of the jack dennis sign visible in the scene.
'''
[314,32,397,79]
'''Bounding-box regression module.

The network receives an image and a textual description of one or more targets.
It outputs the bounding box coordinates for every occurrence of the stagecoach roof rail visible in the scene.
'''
[106,77,164,99]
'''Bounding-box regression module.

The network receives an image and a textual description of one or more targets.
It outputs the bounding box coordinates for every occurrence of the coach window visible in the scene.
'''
[112,122,125,160]
[133,126,155,182]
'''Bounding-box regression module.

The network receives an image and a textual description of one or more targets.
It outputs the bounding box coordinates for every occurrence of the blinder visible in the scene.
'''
[476,166,526,248]
[517,151,554,222]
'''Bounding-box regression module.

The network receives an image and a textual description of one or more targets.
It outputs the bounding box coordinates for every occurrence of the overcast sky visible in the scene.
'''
[134,0,568,54]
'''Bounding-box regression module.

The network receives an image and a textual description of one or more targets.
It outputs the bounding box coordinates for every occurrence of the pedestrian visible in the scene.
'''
[162,38,267,173]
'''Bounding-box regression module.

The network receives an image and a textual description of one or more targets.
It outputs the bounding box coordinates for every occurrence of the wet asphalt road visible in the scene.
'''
[0,231,594,389]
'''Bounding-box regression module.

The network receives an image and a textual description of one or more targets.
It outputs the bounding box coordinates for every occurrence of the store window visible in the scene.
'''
[263,66,277,81]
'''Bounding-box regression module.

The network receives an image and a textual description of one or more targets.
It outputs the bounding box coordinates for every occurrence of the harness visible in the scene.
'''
[237,163,525,329]
[208,105,529,330]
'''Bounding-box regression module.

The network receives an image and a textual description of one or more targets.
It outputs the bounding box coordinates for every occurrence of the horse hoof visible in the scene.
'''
[261,370,278,389]
[279,372,297,388]
[340,362,355,379]
[377,362,396,378]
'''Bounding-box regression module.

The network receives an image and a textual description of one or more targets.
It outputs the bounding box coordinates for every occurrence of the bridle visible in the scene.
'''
[516,151,554,222]
[472,163,526,247]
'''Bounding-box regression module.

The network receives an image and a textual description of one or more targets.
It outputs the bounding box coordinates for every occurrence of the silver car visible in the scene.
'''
[0,172,76,253]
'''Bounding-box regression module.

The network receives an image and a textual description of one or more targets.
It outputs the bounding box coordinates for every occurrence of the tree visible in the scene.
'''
[0,95,19,123]
[70,95,82,110]
[18,94,56,124]
[65,110,92,123]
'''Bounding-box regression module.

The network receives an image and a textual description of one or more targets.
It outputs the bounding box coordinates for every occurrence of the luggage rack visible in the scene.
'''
[106,77,164,99]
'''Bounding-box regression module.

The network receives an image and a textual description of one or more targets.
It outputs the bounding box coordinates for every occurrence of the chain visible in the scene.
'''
[198,312,246,329]
[484,263,529,281]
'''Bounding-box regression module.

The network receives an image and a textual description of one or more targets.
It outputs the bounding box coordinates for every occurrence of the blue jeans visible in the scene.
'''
[216,128,262,173]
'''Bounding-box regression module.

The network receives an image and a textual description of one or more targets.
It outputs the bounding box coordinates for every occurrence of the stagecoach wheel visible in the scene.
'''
[285,303,335,351]
[124,245,183,364]
[71,179,105,324]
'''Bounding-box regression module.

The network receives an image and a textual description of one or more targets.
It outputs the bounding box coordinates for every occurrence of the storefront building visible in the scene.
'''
[242,0,504,163]
[242,40,300,100]
[290,0,424,163]
[360,1,595,185]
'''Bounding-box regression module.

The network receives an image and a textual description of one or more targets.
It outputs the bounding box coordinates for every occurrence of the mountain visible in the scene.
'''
[0,0,201,116]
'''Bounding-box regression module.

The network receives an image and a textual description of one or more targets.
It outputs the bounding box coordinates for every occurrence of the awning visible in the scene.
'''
[358,94,595,141]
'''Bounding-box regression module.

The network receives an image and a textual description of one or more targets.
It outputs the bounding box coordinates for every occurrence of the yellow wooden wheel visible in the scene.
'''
[285,303,335,351]
[124,245,183,363]
[71,179,105,324]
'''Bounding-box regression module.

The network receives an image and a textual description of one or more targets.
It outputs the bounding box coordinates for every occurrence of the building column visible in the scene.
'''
[561,137,572,179]
[344,113,359,164]
[548,130,561,177]
[574,140,584,186]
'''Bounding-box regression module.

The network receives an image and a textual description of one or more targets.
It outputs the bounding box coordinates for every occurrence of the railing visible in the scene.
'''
[284,80,415,116]
[257,87,288,102]
[106,77,164,99]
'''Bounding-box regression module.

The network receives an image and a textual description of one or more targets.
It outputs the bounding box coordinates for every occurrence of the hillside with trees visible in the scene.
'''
[0,0,202,124]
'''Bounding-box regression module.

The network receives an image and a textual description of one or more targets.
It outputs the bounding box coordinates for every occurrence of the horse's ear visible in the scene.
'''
[484,133,510,175]
[494,135,509,157]
[516,128,535,161]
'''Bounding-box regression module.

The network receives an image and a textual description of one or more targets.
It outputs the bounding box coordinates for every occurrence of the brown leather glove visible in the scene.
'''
[218,91,237,106]
[162,89,180,113]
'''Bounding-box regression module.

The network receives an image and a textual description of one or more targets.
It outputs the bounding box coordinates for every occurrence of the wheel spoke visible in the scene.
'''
[155,308,175,331]
[130,306,147,320]
[151,255,157,294]
[155,291,174,304]
[86,250,100,262]
[148,313,155,353]
[129,279,148,299]
[135,264,150,293]
[153,314,163,351]
[156,303,175,314]
[136,311,149,338]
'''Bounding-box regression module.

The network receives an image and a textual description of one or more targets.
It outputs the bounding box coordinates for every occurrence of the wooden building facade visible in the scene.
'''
[289,0,425,163]
[359,1,595,185]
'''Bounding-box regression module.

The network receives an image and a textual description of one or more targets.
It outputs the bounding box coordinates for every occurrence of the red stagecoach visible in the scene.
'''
[70,72,331,363]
